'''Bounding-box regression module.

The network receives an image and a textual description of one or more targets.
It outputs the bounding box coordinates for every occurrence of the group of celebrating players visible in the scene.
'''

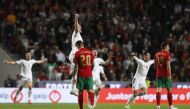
[3,14,177,109]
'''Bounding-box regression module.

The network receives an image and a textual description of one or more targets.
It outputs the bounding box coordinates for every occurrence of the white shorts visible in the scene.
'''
[69,49,77,68]
[132,78,147,90]
[93,78,102,89]
[18,76,32,87]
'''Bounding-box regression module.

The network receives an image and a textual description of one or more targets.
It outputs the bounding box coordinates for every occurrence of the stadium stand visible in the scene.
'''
[0,0,190,86]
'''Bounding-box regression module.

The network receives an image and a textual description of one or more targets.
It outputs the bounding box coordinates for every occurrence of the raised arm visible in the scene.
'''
[102,73,107,81]
[149,60,155,65]
[4,60,17,64]
[100,68,107,81]
[131,53,141,63]
[74,14,79,32]
[100,51,113,66]
[36,58,48,64]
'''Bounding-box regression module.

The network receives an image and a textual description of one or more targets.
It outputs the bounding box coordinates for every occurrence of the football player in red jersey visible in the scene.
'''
[72,41,95,109]
[155,42,177,109]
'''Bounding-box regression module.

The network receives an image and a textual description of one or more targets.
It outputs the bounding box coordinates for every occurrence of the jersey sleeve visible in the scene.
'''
[149,60,155,65]
[99,58,105,65]
[16,60,23,65]
[133,56,143,64]
[31,59,37,64]
[100,66,105,74]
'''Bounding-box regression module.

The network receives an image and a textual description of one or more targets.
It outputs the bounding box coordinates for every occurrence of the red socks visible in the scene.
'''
[88,92,94,106]
[78,92,83,109]
[156,92,161,106]
[167,92,173,106]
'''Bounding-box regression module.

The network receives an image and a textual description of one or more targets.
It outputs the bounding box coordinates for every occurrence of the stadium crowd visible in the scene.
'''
[1,0,190,86]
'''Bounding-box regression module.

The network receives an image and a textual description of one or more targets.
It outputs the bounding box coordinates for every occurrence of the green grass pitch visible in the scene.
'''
[0,103,189,109]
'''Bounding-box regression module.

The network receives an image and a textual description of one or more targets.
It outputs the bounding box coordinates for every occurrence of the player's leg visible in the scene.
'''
[14,77,25,103]
[94,87,100,106]
[125,79,138,108]
[137,87,147,96]
[94,88,100,106]
[156,78,163,109]
[165,78,177,109]
[27,80,33,104]
[14,86,23,103]
[69,53,78,96]
[93,78,102,107]
[127,78,139,104]
[125,89,137,109]
[125,80,138,109]
[137,81,147,96]
[70,75,78,96]
[78,90,84,109]
[129,90,138,104]
[86,77,94,109]
[77,77,84,109]
[87,79,95,107]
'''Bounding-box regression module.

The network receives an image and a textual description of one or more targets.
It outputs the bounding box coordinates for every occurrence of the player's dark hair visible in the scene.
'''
[25,49,31,54]
[75,40,83,47]
[161,42,169,49]
[143,51,149,55]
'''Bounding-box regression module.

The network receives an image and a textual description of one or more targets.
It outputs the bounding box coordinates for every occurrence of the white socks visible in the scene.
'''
[28,89,32,100]
[94,93,100,106]
[72,84,77,90]
[157,106,160,109]
[127,95,136,104]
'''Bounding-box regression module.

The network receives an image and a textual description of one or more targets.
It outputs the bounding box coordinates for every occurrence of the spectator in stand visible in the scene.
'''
[46,54,57,80]
[53,62,66,81]
[0,0,190,82]
[37,71,48,82]
[55,46,66,63]
[4,75,16,87]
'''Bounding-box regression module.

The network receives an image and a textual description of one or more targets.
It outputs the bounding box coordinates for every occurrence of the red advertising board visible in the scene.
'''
[84,88,190,104]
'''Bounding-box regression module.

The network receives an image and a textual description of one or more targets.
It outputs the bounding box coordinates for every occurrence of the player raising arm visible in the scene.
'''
[125,52,154,109]
[69,13,83,96]
[72,41,95,109]
[155,42,177,109]
[4,52,47,104]
[90,50,112,107]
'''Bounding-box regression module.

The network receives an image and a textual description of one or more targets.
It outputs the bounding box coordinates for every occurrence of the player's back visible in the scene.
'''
[75,48,94,77]
[93,58,104,67]
[155,50,170,77]
[92,58,104,78]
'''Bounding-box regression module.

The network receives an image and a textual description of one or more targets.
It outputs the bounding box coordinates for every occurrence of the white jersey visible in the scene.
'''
[71,31,83,51]
[16,59,37,79]
[92,58,105,79]
[133,56,154,80]
[69,31,83,66]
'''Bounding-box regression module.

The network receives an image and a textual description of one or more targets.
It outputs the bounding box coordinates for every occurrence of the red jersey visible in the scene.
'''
[155,50,171,77]
[74,48,94,77]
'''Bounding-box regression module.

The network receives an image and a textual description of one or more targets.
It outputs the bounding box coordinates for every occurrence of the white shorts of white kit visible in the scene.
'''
[18,76,32,87]
[132,78,147,90]
[93,77,102,89]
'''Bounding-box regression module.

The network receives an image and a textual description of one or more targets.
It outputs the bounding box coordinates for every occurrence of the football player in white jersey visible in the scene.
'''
[90,50,112,107]
[4,52,47,104]
[125,52,154,109]
[69,13,83,96]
